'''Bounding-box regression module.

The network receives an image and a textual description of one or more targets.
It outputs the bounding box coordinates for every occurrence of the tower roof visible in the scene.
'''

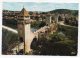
[19,8,29,16]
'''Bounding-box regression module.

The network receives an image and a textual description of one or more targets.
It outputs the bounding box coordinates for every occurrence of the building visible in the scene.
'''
[17,7,35,54]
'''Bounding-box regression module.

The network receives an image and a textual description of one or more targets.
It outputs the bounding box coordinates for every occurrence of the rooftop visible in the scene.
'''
[19,8,29,16]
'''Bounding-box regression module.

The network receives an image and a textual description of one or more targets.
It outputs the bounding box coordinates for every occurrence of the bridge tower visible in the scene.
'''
[17,7,31,54]
[46,15,52,26]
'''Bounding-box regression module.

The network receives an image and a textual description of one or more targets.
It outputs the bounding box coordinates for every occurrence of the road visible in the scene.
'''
[2,25,18,34]
[58,21,78,28]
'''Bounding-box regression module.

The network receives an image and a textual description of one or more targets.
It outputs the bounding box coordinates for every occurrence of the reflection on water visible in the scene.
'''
[31,28,37,32]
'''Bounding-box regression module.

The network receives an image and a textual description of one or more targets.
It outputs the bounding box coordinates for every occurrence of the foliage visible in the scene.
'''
[58,25,78,41]
[31,31,77,55]
[2,28,18,54]
[71,10,78,16]
[31,21,46,29]
[64,17,78,27]
[49,9,78,16]
[58,16,63,21]
[3,19,17,29]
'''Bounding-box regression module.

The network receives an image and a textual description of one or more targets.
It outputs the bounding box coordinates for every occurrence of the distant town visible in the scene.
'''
[3,9,78,27]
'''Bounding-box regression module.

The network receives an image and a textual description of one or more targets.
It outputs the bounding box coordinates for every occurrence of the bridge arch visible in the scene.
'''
[30,37,38,50]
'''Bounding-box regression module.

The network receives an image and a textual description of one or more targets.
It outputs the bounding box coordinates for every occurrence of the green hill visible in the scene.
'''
[49,9,78,16]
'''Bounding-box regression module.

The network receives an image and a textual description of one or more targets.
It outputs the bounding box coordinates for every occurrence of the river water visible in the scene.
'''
[31,28,37,32]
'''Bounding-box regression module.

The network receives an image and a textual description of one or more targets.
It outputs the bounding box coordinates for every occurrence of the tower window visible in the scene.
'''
[19,37,24,42]
[25,16,29,18]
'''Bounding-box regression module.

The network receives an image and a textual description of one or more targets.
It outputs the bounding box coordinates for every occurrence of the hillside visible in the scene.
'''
[2,28,18,54]
[49,9,78,16]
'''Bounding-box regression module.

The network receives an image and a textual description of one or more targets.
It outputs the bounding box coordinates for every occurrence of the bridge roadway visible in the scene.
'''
[58,21,78,28]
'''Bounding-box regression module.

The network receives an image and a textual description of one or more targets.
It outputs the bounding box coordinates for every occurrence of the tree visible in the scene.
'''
[58,16,62,21]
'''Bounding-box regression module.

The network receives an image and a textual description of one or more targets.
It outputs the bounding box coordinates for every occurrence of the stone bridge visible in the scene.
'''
[2,22,57,54]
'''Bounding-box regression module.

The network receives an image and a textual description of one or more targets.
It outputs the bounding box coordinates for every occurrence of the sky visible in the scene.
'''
[3,2,78,11]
